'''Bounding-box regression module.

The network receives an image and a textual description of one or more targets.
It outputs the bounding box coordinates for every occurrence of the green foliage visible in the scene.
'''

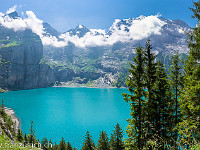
[0,88,5,93]
[169,53,183,148]
[144,39,157,94]
[112,72,126,88]
[178,55,200,148]
[82,65,97,73]
[188,1,200,61]
[0,102,16,137]
[52,140,74,150]
[66,142,73,150]
[123,40,178,149]
[24,133,28,145]
[110,123,124,150]
[17,129,24,142]
[58,137,67,150]
[151,61,172,149]
[29,121,37,144]
[97,131,110,150]
[0,99,5,116]
[52,142,59,150]
[81,131,95,150]
[39,57,48,64]
[177,1,200,149]
[122,45,145,149]
[0,100,41,149]
[0,41,20,48]
[143,39,158,146]
[0,133,40,149]
[191,143,200,150]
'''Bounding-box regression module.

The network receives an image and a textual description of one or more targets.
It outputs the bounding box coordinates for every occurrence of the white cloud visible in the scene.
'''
[0,7,67,47]
[24,11,44,37]
[59,15,166,48]
[6,5,18,14]
[0,10,44,34]
[129,15,166,40]
[42,35,67,47]
[0,12,4,17]
[0,15,27,31]
[90,29,106,35]
[0,7,168,48]
[59,30,109,48]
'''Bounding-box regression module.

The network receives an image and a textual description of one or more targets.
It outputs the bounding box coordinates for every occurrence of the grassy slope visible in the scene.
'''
[0,133,40,150]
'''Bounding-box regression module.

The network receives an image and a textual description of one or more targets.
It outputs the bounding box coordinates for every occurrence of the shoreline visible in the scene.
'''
[1,84,126,92]
[4,107,20,132]
[53,82,126,89]
[53,85,118,89]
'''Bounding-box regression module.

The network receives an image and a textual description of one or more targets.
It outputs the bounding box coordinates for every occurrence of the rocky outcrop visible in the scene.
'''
[0,29,55,90]
[38,64,55,88]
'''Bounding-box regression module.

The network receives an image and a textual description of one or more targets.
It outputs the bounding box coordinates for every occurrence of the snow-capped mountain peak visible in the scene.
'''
[66,25,90,37]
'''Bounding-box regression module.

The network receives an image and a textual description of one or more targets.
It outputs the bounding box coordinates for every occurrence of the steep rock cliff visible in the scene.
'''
[0,28,55,90]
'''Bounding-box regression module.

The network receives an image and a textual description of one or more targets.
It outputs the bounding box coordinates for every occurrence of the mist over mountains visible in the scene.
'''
[0,8,190,89]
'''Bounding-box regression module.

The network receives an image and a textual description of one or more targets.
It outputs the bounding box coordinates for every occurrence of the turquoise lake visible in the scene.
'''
[0,87,130,149]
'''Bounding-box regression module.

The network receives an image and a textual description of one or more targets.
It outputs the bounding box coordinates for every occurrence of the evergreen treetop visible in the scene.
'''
[81,131,95,150]
[97,131,109,150]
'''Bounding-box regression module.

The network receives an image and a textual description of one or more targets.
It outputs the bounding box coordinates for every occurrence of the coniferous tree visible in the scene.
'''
[66,142,73,150]
[29,121,36,144]
[81,131,95,150]
[58,137,66,150]
[0,99,5,116]
[110,133,115,150]
[97,131,109,150]
[53,142,59,150]
[152,61,172,149]
[188,1,200,61]
[169,53,182,148]
[110,123,124,150]
[143,39,157,143]
[17,129,24,142]
[178,55,200,148]
[178,1,200,148]
[24,133,28,146]
[122,45,145,150]
[123,41,177,149]
[1,99,4,109]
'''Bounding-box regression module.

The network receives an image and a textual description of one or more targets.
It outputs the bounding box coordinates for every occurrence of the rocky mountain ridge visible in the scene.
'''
[0,23,55,90]
[42,16,190,87]
[0,12,191,90]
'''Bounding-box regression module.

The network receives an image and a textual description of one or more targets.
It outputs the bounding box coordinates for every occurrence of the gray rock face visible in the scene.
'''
[42,17,190,87]
[0,29,55,90]
[38,64,55,88]
[0,16,192,90]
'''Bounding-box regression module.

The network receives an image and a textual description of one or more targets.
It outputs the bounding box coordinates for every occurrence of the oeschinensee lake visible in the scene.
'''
[0,87,130,149]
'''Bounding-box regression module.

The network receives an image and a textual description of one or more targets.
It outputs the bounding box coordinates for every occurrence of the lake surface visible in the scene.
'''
[0,87,130,149]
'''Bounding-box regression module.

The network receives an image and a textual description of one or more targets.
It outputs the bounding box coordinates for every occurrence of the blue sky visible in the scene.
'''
[0,0,198,31]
